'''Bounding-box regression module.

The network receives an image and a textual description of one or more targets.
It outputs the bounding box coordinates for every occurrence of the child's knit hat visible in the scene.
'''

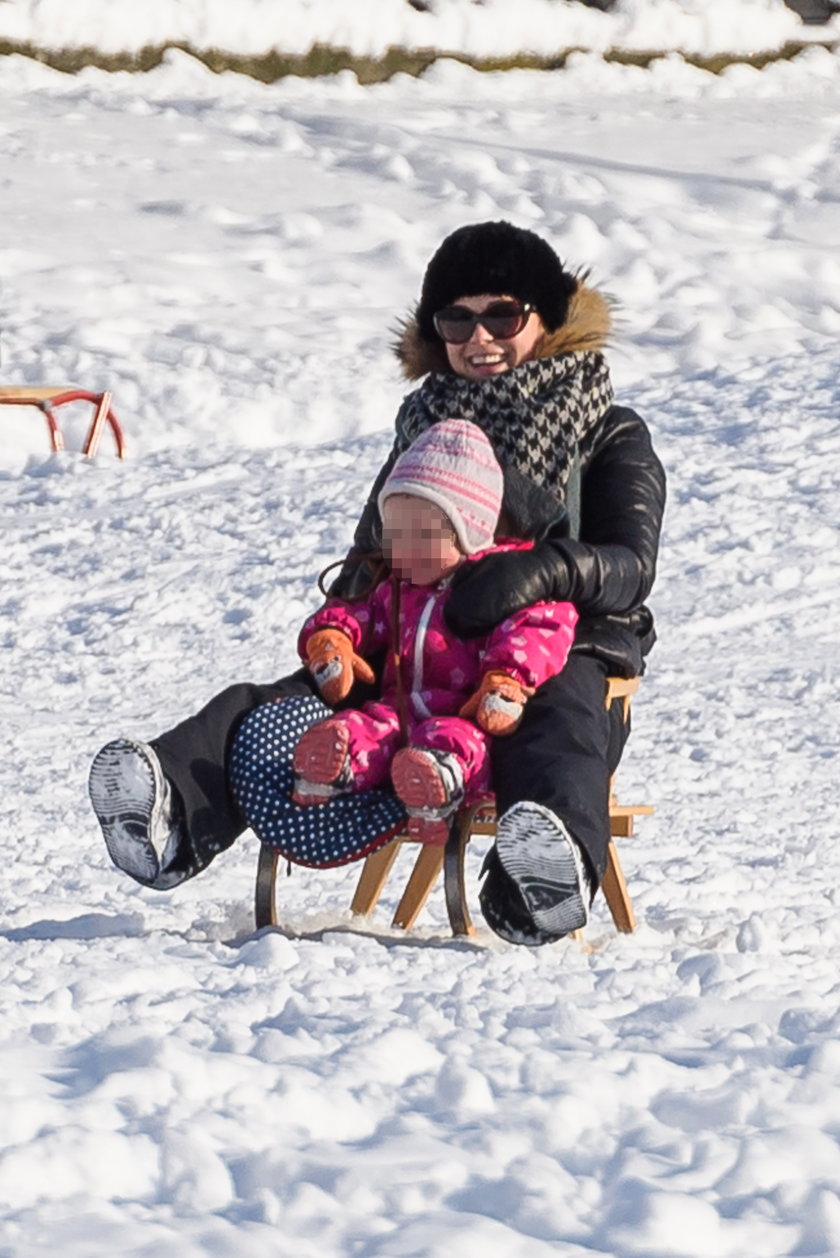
[378,419,504,554]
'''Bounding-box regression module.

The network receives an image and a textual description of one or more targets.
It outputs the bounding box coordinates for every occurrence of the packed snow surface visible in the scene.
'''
[2,28,840,1258]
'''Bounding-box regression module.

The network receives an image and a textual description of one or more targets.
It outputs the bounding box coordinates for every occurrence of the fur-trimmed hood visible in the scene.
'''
[392,275,613,381]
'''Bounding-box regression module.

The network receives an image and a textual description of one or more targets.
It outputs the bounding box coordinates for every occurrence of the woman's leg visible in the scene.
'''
[90,670,317,888]
[480,654,629,944]
[151,673,317,875]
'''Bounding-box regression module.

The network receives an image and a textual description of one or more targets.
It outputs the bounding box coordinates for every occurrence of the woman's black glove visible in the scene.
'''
[445,542,572,639]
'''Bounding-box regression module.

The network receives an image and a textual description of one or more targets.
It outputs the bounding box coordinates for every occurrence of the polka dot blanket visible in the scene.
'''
[230,695,407,867]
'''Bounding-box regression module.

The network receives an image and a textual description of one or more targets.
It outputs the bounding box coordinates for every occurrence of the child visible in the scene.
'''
[291,419,578,844]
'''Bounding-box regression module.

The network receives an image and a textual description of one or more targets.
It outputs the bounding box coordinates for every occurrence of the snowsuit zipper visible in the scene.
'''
[410,592,437,721]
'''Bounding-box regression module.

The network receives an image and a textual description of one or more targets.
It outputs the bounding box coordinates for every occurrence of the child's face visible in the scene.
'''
[381,494,463,586]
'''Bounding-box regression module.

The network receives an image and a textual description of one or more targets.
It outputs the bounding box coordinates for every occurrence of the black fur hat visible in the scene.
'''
[416,220,577,342]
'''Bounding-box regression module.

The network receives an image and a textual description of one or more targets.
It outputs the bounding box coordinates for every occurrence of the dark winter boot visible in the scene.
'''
[480,801,593,945]
[88,738,186,889]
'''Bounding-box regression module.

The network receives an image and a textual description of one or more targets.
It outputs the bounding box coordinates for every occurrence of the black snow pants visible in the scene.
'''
[151,671,316,881]
[490,653,629,885]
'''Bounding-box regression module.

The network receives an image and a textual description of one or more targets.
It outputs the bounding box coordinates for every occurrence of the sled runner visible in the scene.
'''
[254,676,653,940]
[0,386,126,458]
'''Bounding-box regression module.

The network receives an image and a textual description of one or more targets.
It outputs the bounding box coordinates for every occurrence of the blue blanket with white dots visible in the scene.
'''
[230,694,407,867]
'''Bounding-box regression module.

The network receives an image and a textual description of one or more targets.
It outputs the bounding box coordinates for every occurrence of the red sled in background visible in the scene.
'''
[0,386,126,458]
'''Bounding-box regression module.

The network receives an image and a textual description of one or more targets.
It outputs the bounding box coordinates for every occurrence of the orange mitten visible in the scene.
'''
[459,670,532,736]
[305,628,375,706]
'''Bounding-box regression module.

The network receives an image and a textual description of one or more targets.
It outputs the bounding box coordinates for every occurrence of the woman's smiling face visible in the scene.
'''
[442,293,545,381]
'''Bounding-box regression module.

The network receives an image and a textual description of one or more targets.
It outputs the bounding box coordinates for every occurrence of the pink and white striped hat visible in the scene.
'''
[378,418,504,554]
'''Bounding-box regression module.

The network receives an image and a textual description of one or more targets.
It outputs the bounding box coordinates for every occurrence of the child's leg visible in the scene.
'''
[292,704,402,805]
[391,716,492,845]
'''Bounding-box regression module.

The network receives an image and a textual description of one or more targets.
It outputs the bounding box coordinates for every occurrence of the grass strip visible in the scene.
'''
[0,38,836,83]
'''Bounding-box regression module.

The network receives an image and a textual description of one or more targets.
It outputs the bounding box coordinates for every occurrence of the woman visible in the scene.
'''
[89,220,666,946]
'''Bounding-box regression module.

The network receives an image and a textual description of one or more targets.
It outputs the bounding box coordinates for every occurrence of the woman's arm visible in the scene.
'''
[550,403,667,610]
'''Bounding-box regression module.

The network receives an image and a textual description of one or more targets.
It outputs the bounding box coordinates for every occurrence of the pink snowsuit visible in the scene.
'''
[298,542,578,804]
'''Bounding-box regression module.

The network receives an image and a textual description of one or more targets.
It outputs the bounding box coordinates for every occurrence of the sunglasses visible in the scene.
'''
[432,299,534,345]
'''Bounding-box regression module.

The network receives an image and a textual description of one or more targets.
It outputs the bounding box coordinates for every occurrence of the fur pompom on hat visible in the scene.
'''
[378,419,504,555]
[415,220,577,343]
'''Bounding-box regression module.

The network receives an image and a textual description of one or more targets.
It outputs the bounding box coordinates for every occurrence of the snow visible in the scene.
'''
[1,0,839,58]
[2,6,840,1256]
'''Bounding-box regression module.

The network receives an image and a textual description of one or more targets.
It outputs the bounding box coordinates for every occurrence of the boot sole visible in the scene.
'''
[88,738,166,885]
[496,802,589,936]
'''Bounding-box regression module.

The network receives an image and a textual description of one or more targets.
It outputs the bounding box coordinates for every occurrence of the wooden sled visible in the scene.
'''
[254,676,653,939]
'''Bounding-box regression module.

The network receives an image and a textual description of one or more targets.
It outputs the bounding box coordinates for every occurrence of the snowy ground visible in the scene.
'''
[2,27,840,1258]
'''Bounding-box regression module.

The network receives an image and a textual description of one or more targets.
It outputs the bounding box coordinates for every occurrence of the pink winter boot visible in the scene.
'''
[292,719,352,806]
[391,746,464,846]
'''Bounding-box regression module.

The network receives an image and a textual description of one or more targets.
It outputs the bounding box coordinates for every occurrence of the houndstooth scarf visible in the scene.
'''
[395,351,614,519]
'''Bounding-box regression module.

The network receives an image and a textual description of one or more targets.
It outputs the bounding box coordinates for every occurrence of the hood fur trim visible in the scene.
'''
[392,275,613,381]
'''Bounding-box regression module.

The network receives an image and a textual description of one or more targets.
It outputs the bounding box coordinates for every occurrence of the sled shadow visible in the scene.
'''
[2,911,146,942]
